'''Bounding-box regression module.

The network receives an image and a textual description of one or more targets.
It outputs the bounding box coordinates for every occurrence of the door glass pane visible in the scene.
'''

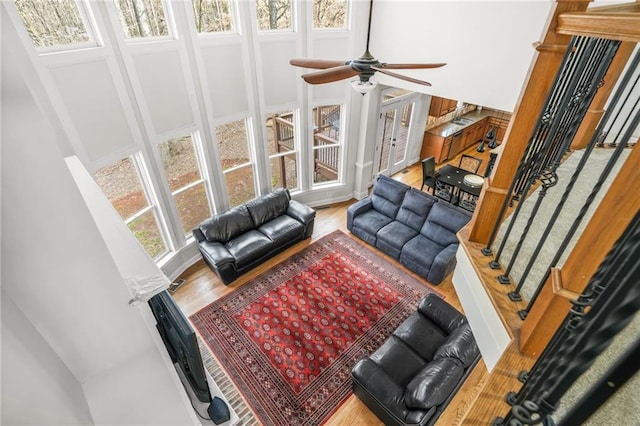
[224,165,256,207]
[158,135,201,192]
[94,157,148,220]
[174,183,210,236]
[394,103,413,164]
[256,0,291,31]
[270,155,297,190]
[191,0,234,33]
[128,210,167,258]
[378,109,395,173]
[313,146,340,184]
[114,0,169,39]
[14,0,91,48]
[215,120,251,170]
[313,0,347,29]
[265,111,295,156]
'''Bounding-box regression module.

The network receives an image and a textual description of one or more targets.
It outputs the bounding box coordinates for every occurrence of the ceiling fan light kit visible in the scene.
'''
[289,0,446,93]
[351,79,377,95]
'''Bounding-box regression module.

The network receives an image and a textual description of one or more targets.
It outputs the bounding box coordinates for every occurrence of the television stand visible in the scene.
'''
[175,363,239,425]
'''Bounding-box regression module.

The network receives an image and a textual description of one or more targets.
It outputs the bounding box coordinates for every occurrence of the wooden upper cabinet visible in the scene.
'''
[429,96,458,117]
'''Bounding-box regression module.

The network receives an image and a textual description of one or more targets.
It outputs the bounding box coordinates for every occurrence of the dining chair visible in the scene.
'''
[420,157,438,194]
[458,154,483,174]
[458,182,480,212]
[435,180,456,204]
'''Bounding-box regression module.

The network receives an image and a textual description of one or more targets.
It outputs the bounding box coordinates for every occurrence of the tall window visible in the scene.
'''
[94,154,168,259]
[312,105,342,185]
[256,0,291,31]
[114,0,169,39]
[158,134,211,237]
[215,119,256,206]
[13,0,95,49]
[191,0,235,34]
[313,0,347,29]
[265,111,298,191]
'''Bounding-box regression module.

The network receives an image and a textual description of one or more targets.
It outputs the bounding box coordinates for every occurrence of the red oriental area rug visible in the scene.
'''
[191,230,441,425]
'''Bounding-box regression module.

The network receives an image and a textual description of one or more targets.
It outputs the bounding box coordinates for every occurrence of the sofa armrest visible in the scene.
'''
[287,199,316,225]
[346,198,373,231]
[192,227,206,243]
[351,358,411,424]
[198,240,235,267]
[426,243,458,285]
[418,292,466,335]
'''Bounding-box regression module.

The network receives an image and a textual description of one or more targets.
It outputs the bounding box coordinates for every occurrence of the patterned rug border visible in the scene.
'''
[191,230,443,425]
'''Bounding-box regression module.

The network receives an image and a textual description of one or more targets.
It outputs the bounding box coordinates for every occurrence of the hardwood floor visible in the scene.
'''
[171,145,493,425]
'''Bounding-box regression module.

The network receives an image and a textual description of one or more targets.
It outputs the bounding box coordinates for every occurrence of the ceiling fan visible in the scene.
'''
[289,0,446,93]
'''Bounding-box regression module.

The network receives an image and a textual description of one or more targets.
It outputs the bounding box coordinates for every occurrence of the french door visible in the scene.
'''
[374,91,419,177]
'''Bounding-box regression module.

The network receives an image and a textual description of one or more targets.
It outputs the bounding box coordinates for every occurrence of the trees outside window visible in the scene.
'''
[13,0,95,49]
[265,111,298,191]
[113,0,169,39]
[157,134,211,237]
[256,0,291,31]
[313,0,347,29]
[215,119,256,206]
[94,154,168,259]
[312,104,343,185]
[191,0,235,33]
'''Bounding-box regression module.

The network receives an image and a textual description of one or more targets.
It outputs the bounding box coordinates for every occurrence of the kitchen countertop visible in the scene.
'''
[426,110,493,138]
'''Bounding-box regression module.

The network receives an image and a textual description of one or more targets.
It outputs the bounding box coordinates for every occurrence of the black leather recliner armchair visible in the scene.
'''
[351,294,480,426]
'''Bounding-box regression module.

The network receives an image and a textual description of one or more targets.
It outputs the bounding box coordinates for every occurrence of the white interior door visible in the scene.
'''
[374,92,418,177]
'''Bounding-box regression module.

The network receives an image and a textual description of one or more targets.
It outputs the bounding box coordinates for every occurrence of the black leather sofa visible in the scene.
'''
[351,294,480,426]
[193,189,315,285]
[347,175,471,285]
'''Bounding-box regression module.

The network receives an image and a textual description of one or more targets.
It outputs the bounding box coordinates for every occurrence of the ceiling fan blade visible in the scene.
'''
[301,65,360,84]
[379,63,447,70]
[289,59,348,69]
[372,66,432,86]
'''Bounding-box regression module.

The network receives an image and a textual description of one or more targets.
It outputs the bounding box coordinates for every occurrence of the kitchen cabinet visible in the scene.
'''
[429,96,458,117]
[488,116,510,142]
[421,117,490,163]
[462,118,489,150]
[421,133,453,163]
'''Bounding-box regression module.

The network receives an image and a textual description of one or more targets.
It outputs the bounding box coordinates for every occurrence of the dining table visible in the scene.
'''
[435,164,483,205]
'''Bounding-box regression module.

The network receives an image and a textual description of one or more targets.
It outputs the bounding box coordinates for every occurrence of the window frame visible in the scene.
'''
[311,104,345,187]
[10,0,101,54]
[265,110,300,192]
[190,0,240,37]
[111,0,176,43]
[156,131,213,238]
[255,0,295,33]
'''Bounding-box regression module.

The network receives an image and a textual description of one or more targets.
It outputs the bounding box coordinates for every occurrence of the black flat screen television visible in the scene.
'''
[148,290,212,403]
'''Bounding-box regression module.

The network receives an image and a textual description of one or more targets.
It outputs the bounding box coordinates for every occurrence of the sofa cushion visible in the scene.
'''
[246,189,290,228]
[404,358,464,410]
[433,323,479,368]
[418,294,467,335]
[258,215,304,245]
[371,336,426,388]
[420,203,471,247]
[225,230,273,268]
[377,221,419,252]
[200,205,254,243]
[371,176,410,219]
[395,189,436,231]
[352,210,394,240]
[401,234,445,270]
[393,312,447,361]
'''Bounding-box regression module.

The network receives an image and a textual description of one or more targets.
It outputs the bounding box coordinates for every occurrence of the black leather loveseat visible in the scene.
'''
[347,175,471,285]
[193,189,315,285]
[351,294,480,426]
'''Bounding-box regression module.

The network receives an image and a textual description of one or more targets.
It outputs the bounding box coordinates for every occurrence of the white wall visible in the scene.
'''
[1,11,199,422]
[1,294,94,426]
[369,1,553,112]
